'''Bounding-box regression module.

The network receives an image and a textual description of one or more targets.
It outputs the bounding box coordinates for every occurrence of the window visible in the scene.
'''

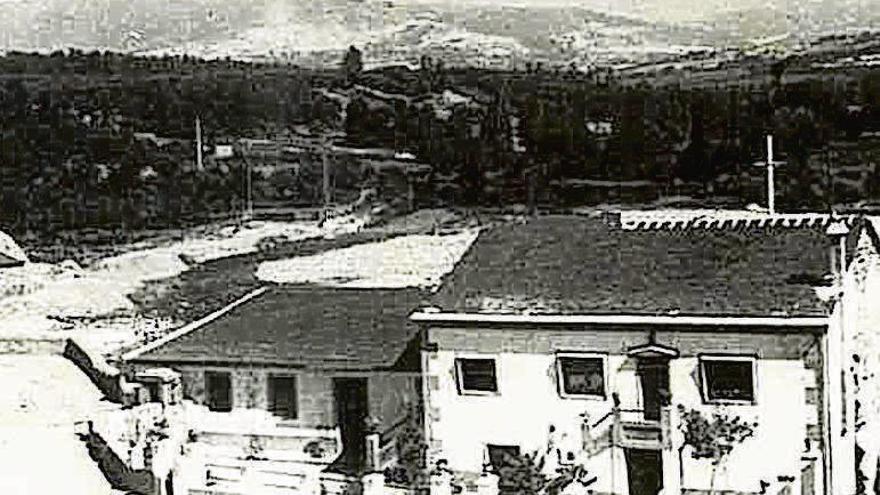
[205,371,232,412]
[556,354,606,398]
[268,375,298,420]
[455,358,498,394]
[700,356,756,403]
[486,444,521,471]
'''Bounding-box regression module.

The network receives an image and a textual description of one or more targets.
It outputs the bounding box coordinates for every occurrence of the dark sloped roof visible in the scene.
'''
[0,230,27,268]
[130,286,429,371]
[432,215,871,317]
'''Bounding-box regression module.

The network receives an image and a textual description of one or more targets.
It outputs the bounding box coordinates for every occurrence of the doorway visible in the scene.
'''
[333,377,369,472]
[637,358,670,421]
[625,448,663,495]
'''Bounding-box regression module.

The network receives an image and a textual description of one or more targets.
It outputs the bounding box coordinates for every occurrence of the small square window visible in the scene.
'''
[205,371,232,412]
[456,358,498,394]
[701,357,756,403]
[557,355,605,398]
[268,375,298,420]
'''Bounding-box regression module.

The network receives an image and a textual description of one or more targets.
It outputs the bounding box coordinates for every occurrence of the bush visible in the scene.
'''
[495,451,546,495]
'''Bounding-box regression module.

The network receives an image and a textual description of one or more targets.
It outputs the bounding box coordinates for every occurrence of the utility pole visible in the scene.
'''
[195,115,203,172]
[322,135,332,209]
[753,134,785,214]
[246,155,253,220]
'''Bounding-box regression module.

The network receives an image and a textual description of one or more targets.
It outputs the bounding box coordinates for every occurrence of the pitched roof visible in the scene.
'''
[432,214,873,318]
[128,286,429,371]
[0,230,27,268]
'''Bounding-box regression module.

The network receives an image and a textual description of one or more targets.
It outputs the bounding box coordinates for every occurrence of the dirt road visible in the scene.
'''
[0,354,114,494]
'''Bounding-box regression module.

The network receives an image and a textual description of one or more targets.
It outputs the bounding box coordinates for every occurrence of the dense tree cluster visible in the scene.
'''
[4,48,880,239]
[344,66,880,209]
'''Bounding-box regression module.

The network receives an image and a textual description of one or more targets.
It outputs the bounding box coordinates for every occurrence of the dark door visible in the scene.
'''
[625,448,663,495]
[637,358,670,421]
[333,377,369,471]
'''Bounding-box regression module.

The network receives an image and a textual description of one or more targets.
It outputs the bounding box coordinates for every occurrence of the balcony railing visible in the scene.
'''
[585,405,672,452]
[365,414,411,473]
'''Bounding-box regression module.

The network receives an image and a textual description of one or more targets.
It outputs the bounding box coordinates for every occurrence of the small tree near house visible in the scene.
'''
[342,45,363,86]
[495,450,547,495]
[493,449,589,495]
[384,404,430,491]
[678,405,758,494]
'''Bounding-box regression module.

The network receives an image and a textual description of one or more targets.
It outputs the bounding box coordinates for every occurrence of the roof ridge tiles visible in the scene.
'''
[617,212,862,232]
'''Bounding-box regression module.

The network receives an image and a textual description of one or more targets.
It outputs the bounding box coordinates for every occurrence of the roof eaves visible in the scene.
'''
[126,354,409,372]
[409,311,829,329]
[122,286,269,362]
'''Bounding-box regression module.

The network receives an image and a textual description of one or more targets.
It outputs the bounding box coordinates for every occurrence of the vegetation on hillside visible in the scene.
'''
[4,47,880,240]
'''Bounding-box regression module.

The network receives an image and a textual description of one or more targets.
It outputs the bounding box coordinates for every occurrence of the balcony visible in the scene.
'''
[584,406,672,452]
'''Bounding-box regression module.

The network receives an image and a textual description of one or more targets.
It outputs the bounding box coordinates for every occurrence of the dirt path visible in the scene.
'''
[0,355,115,494]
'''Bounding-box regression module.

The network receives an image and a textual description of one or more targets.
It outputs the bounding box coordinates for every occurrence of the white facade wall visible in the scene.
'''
[128,363,419,433]
[423,326,823,495]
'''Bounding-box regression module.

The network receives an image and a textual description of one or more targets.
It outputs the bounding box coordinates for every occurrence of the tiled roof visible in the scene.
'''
[0,230,27,268]
[129,286,428,370]
[432,214,871,317]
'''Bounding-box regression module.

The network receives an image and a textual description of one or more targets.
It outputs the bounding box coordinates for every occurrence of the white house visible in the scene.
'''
[411,213,879,495]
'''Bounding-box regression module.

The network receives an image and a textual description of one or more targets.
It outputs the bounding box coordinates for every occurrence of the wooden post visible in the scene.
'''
[365,433,381,472]
[322,138,332,208]
[195,116,203,172]
[766,135,776,214]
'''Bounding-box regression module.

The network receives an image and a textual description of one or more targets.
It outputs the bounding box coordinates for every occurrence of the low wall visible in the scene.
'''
[63,338,123,402]
[0,336,67,354]
[80,428,157,495]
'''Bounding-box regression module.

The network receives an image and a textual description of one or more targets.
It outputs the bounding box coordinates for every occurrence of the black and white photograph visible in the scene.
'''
[1,1,880,495]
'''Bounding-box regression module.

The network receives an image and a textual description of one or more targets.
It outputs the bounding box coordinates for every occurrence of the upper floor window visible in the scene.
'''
[556,353,606,399]
[455,358,498,395]
[700,356,756,404]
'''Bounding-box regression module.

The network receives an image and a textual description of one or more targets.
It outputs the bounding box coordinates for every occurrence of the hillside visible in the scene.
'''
[4,0,880,71]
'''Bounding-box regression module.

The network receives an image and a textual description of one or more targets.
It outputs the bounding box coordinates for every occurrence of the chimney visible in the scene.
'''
[601,211,622,228]
[825,217,850,287]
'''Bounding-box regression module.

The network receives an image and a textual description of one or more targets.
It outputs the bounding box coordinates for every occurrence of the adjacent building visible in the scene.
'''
[122,286,427,487]
[412,213,878,495]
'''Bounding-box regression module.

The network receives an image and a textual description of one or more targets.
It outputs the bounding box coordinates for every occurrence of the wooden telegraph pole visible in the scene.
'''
[753,134,786,214]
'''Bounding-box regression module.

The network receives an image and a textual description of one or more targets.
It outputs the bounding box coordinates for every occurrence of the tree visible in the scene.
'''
[384,404,430,490]
[678,406,757,495]
[495,450,547,495]
[343,45,363,86]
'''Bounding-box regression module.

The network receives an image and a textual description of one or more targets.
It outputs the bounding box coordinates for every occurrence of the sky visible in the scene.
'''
[0,0,878,52]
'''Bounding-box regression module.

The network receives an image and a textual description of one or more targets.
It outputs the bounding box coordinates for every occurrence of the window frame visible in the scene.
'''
[454,356,500,396]
[698,354,758,405]
[555,352,608,400]
[267,373,299,420]
[205,370,233,412]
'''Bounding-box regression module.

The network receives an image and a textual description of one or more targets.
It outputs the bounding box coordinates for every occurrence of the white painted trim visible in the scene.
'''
[555,352,608,400]
[122,286,269,362]
[627,343,680,358]
[410,311,828,328]
[698,355,758,405]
